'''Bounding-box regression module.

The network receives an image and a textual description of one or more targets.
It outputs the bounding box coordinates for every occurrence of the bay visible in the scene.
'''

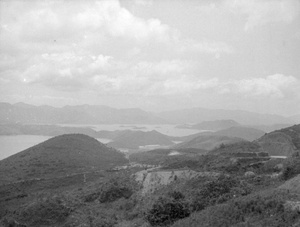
[0,135,51,160]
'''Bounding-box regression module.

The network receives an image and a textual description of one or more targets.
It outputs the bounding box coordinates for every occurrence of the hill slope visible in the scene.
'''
[213,126,265,141]
[256,124,300,156]
[174,135,245,150]
[108,130,174,149]
[0,134,128,184]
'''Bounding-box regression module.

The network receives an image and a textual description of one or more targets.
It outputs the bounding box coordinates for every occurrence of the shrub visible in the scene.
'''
[172,192,300,227]
[189,175,251,212]
[17,195,72,227]
[281,156,300,180]
[145,191,190,226]
[84,175,136,203]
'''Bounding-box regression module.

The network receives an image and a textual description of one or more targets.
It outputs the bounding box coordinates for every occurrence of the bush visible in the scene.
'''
[17,195,72,227]
[145,191,190,226]
[281,156,300,180]
[172,192,300,227]
[189,175,251,212]
[84,176,136,203]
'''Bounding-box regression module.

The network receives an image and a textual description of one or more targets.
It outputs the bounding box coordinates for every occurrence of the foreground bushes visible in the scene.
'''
[12,195,73,227]
[143,175,252,226]
[172,191,300,227]
[145,191,190,226]
[281,155,300,180]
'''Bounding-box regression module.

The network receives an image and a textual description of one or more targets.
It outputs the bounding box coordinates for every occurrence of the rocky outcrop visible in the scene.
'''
[135,169,219,194]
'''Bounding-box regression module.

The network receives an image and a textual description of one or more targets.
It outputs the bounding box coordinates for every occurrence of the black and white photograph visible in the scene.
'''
[0,0,300,226]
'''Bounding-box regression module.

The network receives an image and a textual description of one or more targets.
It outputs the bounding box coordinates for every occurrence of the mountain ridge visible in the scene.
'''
[158,107,293,125]
[0,102,168,124]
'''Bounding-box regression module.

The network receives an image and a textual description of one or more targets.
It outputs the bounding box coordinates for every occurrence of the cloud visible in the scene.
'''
[221,74,300,98]
[20,53,115,91]
[0,0,174,47]
[178,39,234,54]
[225,0,300,31]
[131,60,192,76]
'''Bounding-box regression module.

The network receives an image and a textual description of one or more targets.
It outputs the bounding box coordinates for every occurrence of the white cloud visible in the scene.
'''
[6,0,174,44]
[132,60,192,76]
[133,0,153,7]
[226,0,300,31]
[222,74,299,98]
[178,39,234,54]
[20,53,115,90]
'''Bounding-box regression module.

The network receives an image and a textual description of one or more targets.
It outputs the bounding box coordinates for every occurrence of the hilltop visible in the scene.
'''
[256,124,300,156]
[107,130,174,149]
[0,134,128,184]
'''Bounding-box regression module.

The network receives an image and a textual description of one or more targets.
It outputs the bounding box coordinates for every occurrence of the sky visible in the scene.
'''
[0,0,299,116]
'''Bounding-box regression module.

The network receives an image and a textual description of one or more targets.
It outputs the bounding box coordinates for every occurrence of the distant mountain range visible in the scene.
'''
[0,102,298,125]
[176,119,240,130]
[158,107,295,125]
[0,102,167,124]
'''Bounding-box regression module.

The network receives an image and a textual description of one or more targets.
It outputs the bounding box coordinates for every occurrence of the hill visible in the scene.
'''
[107,130,174,149]
[213,126,265,141]
[174,135,245,150]
[209,141,263,155]
[256,124,300,156]
[0,134,128,184]
[158,107,292,125]
[248,124,292,133]
[0,102,167,124]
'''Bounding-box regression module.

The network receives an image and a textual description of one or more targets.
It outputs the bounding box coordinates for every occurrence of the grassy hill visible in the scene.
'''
[256,124,300,156]
[107,130,174,149]
[0,134,128,184]
[174,135,245,150]
[209,141,263,155]
[213,126,265,141]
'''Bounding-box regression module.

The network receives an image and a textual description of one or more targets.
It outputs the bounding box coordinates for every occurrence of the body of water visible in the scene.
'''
[0,135,51,160]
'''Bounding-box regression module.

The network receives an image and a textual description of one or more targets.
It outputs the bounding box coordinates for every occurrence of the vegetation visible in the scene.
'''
[0,134,128,183]
[1,124,300,226]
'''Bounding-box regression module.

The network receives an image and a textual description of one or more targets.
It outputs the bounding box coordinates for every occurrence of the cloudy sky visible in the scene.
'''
[0,0,299,115]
